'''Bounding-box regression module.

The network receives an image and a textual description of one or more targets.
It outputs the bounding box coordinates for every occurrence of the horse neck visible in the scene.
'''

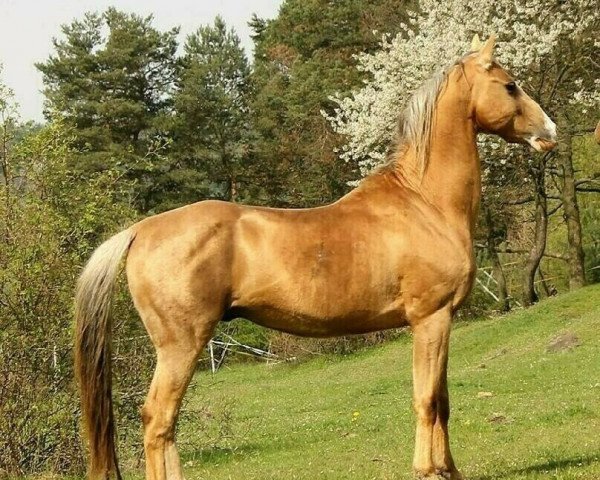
[395,76,480,244]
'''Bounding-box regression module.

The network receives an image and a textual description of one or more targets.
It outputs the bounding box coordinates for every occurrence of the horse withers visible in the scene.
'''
[75,35,557,480]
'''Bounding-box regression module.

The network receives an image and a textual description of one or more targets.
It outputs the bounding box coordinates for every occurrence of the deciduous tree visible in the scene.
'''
[328,0,599,304]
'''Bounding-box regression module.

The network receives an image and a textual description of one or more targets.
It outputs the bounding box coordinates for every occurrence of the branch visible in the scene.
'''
[548,64,570,104]
[506,196,533,205]
[475,244,568,261]
[548,202,563,216]
[572,128,599,137]
[575,175,600,187]
[576,187,600,193]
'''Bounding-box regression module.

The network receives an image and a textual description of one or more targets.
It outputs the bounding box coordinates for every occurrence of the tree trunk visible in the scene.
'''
[220,149,237,203]
[1,120,12,241]
[537,266,551,297]
[491,247,510,312]
[230,174,238,202]
[484,206,510,312]
[557,114,586,289]
[523,158,548,306]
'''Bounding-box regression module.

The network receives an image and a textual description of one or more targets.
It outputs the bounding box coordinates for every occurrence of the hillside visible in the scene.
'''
[172,286,600,479]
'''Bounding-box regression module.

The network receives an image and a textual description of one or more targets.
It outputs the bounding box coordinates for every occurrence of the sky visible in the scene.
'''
[0,0,284,122]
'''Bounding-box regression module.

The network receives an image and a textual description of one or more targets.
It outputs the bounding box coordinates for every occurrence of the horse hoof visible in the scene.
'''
[415,467,464,479]
[436,469,464,480]
[414,472,444,479]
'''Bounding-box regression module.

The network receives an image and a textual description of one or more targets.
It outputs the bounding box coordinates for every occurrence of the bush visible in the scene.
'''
[0,121,152,476]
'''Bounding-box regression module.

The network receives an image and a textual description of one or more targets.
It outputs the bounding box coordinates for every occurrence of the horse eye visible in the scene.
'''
[505,82,517,94]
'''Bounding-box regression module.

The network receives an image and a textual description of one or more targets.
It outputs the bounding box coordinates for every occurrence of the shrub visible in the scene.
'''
[0,121,152,476]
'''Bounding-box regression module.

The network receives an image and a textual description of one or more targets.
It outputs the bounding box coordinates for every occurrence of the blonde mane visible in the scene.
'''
[380,62,459,176]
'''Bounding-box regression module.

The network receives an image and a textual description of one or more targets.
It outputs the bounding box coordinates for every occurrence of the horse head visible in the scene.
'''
[463,35,557,152]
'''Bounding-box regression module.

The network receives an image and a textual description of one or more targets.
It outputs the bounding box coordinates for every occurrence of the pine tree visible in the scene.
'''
[36,8,179,209]
[250,0,414,207]
[150,16,255,212]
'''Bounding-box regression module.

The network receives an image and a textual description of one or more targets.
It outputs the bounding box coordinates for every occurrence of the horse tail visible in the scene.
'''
[74,228,136,480]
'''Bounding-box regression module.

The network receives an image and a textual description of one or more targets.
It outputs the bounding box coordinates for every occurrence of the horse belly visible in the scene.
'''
[229,282,407,337]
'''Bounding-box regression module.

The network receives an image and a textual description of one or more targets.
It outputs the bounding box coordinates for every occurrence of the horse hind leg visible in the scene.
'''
[139,308,219,480]
[142,352,193,480]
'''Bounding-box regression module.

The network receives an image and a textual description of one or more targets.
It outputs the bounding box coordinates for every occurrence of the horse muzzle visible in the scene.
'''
[527,136,558,152]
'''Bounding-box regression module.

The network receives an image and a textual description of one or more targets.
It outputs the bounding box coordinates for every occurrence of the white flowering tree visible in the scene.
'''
[327,0,598,173]
[327,0,599,305]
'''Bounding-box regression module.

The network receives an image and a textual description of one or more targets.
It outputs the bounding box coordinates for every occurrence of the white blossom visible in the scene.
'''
[326,0,599,179]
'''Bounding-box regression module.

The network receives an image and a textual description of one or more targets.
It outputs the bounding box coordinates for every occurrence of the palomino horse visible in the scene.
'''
[75,35,557,480]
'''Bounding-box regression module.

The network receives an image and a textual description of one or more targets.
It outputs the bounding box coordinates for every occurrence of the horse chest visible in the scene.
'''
[397,246,475,320]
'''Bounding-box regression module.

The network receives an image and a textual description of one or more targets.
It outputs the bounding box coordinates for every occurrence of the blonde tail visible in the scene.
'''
[74,228,135,480]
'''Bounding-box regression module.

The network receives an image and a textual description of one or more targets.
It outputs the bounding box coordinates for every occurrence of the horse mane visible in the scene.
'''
[378,62,459,177]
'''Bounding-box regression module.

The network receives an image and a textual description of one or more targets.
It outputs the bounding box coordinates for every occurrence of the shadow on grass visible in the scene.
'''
[180,443,261,466]
[473,455,599,480]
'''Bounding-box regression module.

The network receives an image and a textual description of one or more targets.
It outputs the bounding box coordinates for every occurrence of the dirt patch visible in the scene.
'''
[488,413,512,424]
[546,331,581,353]
[477,391,494,399]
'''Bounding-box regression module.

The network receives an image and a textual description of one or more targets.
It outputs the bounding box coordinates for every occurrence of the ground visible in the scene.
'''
[165,284,600,480]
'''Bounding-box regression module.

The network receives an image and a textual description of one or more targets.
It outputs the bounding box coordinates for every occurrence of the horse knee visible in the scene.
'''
[414,395,437,424]
[142,404,176,447]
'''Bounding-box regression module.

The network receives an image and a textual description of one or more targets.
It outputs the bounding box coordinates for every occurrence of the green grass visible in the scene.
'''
[164,286,600,479]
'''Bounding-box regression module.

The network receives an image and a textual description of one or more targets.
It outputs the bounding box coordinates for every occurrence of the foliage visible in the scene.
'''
[250,0,415,207]
[0,87,151,475]
[36,8,180,211]
[327,0,598,174]
[569,136,600,281]
[150,16,256,212]
[3,3,600,477]
[327,0,599,303]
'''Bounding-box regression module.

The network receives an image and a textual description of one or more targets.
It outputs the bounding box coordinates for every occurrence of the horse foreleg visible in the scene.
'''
[432,365,462,479]
[411,307,454,479]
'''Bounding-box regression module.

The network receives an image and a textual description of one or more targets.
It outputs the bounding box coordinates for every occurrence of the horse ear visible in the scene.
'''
[470,34,482,52]
[478,34,496,70]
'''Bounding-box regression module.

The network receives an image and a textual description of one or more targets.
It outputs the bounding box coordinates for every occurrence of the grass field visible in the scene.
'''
[164,284,600,480]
